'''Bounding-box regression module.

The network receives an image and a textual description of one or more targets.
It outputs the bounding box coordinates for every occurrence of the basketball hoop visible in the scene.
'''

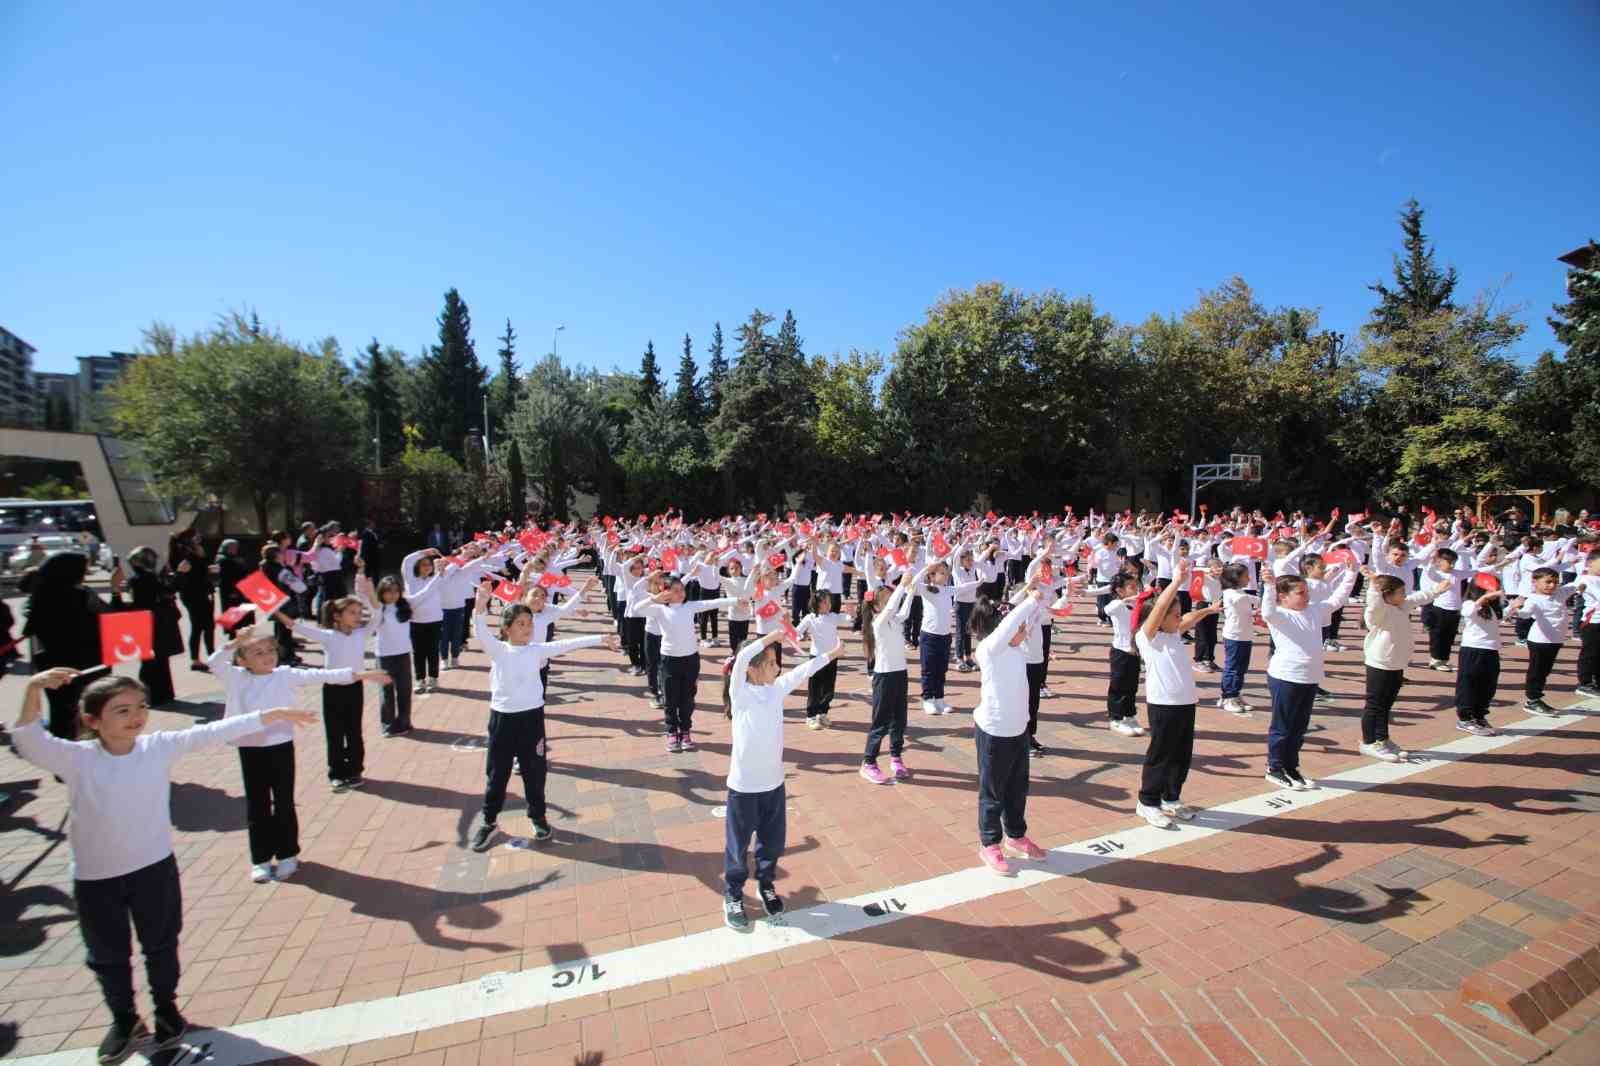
[1193,454,1264,514]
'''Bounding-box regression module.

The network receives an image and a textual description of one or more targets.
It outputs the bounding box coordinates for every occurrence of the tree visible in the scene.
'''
[506,355,614,520]
[672,333,704,427]
[395,444,465,532]
[505,437,526,520]
[705,322,728,418]
[413,288,487,460]
[707,309,819,510]
[638,341,662,409]
[1547,241,1600,492]
[357,339,405,470]
[107,313,362,533]
[1369,198,1459,335]
[488,318,521,442]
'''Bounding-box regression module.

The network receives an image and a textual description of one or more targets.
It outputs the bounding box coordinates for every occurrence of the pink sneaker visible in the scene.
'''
[889,757,910,780]
[860,762,892,785]
[1004,836,1046,860]
[678,734,697,752]
[977,843,1012,876]
[665,734,682,753]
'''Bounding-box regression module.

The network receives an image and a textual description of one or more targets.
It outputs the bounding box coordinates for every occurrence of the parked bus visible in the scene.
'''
[0,498,111,571]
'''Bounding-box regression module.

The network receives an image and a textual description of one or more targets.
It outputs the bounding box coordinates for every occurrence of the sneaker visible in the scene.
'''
[1515,639,1528,648]
[471,823,497,852]
[1129,721,1147,736]
[666,734,683,753]
[153,1008,188,1048]
[758,883,784,915]
[1137,802,1174,829]
[345,775,364,789]
[1313,691,1334,705]
[1028,740,1046,757]
[977,843,1013,876]
[250,863,273,884]
[1429,659,1453,672]
[1110,719,1138,736]
[331,778,351,794]
[860,762,892,785]
[1322,640,1338,652]
[274,856,299,879]
[1380,739,1409,760]
[889,756,910,780]
[1265,768,1294,790]
[1525,699,1559,717]
[98,1017,149,1064]
[1221,697,1250,716]
[1474,717,1497,736]
[1160,801,1196,821]
[1039,685,1055,699]
[678,734,696,752]
[531,821,554,842]
[414,681,427,695]
[807,716,823,730]
[922,699,942,716]
[934,699,950,714]
[1575,684,1600,699]
[1285,770,1316,791]
[818,714,830,728]
[1003,835,1047,860]
[724,896,749,930]
[1360,741,1400,762]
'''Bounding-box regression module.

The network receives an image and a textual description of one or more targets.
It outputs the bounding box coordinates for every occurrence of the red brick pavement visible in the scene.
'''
[2,582,1599,1064]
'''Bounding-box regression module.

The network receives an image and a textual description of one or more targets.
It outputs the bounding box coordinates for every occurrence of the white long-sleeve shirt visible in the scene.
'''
[1363,587,1443,671]
[473,614,601,712]
[919,579,979,636]
[796,611,849,656]
[1461,597,1504,652]
[1518,584,1580,645]
[402,550,447,624]
[727,641,831,793]
[1261,570,1356,684]
[292,619,372,674]
[13,712,277,880]
[973,599,1033,737]
[208,646,353,747]
[641,598,734,656]
[872,584,915,673]
[371,600,412,657]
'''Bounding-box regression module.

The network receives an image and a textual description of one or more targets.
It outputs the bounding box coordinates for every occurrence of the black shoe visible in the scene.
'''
[1028,740,1046,757]
[531,821,554,842]
[471,823,497,852]
[153,1008,189,1048]
[330,779,351,794]
[1264,768,1294,790]
[345,775,364,789]
[98,1018,149,1064]
[724,896,749,930]
[758,883,784,915]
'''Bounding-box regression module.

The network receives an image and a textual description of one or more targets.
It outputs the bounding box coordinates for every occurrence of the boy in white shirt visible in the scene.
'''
[1514,567,1582,715]
[1260,568,1357,790]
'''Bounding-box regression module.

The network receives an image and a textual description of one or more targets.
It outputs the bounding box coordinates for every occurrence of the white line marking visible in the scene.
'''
[14,708,1592,1066]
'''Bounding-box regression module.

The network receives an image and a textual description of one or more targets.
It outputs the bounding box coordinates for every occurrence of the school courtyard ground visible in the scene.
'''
[4,581,1600,1066]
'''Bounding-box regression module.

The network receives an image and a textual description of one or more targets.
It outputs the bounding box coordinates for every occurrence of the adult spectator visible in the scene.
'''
[216,538,252,609]
[21,552,125,739]
[359,516,383,575]
[168,528,215,672]
[427,523,447,551]
[124,546,184,706]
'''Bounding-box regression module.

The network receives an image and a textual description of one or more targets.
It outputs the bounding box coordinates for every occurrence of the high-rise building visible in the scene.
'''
[71,352,142,429]
[0,326,38,427]
[34,371,81,429]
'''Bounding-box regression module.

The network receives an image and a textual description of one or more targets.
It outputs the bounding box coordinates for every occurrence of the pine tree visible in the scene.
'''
[1547,240,1600,487]
[488,318,521,440]
[638,340,662,408]
[1368,199,1459,335]
[506,437,526,521]
[705,322,728,417]
[358,339,405,470]
[414,288,487,460]
[672,333,703,426]
[774,309,804,373]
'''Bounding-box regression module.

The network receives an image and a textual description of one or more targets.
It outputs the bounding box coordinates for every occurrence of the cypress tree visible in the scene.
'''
[638,340,662,408]
[415,288,487,460]
[673,333,703,426]
[705,321,728,417]
[1368,199,1459,335]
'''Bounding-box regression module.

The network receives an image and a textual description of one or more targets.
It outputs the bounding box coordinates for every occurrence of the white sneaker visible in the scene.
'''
[250,863,273,884]
[1136,802,1173,828]
[819,713,830,728]
[1160,801,1196,821]
[1428,659,1453,672]
[1130,722,1146,736]
[922,699,942,716]
[807,717,823,730]
[934,699,949,714]
[1039,686,1055,699]
[1286,770,1316,791]
[1221,697,1249,716]
[1382,739,1410,761]
[414,681,427,695]
[274,856,299,879]
[1360,741,1400,763]
[1111,719,1137,736]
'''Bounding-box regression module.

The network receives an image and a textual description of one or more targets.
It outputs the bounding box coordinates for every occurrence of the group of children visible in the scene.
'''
[12,505,1600,1059]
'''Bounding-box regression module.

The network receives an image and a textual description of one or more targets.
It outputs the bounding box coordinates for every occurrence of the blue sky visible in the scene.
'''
[4,2,1596,378]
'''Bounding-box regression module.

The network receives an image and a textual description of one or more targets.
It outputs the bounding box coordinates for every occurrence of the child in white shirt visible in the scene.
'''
[970,587,1048,877]
[1514,566,1581,715]
[1217,563,1257,715]
[1260,568,1356,790]
[279,588,374,791]
[1456,582,1507,736]
[861,574,916,783]
[796,590,851,729]
[1133,560,1220,829]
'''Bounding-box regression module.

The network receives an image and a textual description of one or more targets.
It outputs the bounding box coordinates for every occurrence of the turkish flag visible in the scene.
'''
[101,611,154,666]
[1322,548,1355,567]
[1188,572,1207,601]
[1050,602,1074,619]
[1229,536,1269,561]
[932,533,950,557]
[1473,572,1500,592]
[780,619,803,650]
[491,580,522,603]
[236,571,289,615]
[660,548,679,570]
[217,605,255,633]
[756,599,780,621]
[767,552,787,568]
[1038,564,1053,583]
[889,548,909,568]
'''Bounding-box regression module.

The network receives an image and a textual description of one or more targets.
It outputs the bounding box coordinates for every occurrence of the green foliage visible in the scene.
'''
[638,341,662,409]
[672,333,704,427]
[395,444,465,532]
[505,437,526,519]
[413,288,487,459]
[705,322,728,418]
[358,339,406,470]
[1369,198,1458,336]
[505,356,614,520]
[488,318,521,442]
[19,476,86,500]
[707,309,817,511]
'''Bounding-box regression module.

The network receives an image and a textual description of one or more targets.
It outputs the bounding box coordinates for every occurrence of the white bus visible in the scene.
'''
[0,498,111,570]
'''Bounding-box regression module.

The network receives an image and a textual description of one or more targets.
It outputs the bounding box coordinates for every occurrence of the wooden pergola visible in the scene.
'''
[1476,489,1550,526]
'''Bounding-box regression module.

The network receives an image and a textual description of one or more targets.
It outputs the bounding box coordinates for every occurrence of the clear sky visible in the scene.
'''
[4,2,1596,377]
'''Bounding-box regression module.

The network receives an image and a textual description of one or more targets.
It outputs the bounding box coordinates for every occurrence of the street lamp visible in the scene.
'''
[553,323,565,359]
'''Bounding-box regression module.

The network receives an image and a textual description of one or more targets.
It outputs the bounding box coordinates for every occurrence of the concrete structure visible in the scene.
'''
[0,325,37,427]
[0,427,192,559]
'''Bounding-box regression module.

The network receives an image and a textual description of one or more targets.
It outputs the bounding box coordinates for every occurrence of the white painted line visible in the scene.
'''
[14,707,1594,1066]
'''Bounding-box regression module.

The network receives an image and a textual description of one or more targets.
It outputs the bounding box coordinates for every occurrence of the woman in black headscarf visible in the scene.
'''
[124,546,185,705]
[168,528,215,671]
[21,552,125,739]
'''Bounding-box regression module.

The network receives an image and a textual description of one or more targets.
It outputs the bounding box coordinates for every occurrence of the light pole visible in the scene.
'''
[553,323,565,359]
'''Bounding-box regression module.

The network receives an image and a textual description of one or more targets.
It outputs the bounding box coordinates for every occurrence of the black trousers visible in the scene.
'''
[660,652,700,734]
[1524,642,1561,700]
[411,620,441,680]
[322,682,364,780]
[238,742,298,864]
[1362,665,1404,744]
[724,784,785,899]
[955,601,975,662]
[644,632,662,695]
[790,583,809,626]
[379,652,412,731]
[75,854,182,1021]
[1193,604,1218,664]
[1456,646,1499,721]
[903,595,922,647]
[140,655,175,707]
[1040,624,1053,681]
[483,707,548,826]
[728,619,750,654]
[1578,624,1599,687]
[805,658,839,718]
[1424,606,1461,662]
[864,669,908,761]
[623,617,646,668]
[1107,647,1140,721]
[1138,703,1195,807]
[1026,661,1045,738]
[696,584,720,638]
[975,726,1029,846]
[182,594,215,659]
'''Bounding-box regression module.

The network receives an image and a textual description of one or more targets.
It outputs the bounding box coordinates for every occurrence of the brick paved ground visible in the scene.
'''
[3,579,1599,1065]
